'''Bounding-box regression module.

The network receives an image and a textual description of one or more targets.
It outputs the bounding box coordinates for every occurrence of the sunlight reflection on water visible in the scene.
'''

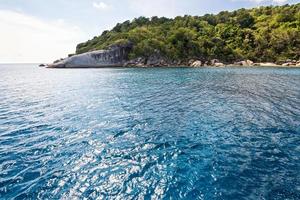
[0,65,300,199]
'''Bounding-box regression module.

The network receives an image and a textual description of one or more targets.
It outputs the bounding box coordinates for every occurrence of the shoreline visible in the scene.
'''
[43,47,300,69]
[44,65,300,69]
[44,58,300,69]
[44,51,300,69]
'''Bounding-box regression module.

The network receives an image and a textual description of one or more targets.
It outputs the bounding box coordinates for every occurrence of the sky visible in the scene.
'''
[0,0,299,63]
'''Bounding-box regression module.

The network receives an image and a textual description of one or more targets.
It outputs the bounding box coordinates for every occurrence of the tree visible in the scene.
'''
[76,3,300,62]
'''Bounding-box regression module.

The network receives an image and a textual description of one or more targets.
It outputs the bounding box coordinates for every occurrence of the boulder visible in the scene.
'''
[281,59,297,66]
[159,59,169,66]
[258,62,278,67]
[188,59,195,66]
[39,64,46,67]
[246,59,254,66]
[233,60,253,66]
[233,61,243,66]
[282,63,290,66]
[146,55,160,66]
[241,61,248,66]
[214,62,225,67]
[136,63,145,67]
[146,55,170,67]
[282,62,295,67]
[190,60,202,67]
[124,57,146,67]
[210,59,219,66]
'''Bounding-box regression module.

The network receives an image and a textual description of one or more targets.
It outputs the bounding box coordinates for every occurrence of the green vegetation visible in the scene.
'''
[76,3,300,62]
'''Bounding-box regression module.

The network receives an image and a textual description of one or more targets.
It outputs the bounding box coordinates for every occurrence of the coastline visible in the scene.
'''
[44,60,300,69]
[44,48,300,69]
[44,52,300,69]
[44,65,300,69]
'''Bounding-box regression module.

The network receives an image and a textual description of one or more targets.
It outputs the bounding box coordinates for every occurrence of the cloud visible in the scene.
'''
[233,0,288,4]
[271,0,288,3]
[93,1,111,11]
[128,0,181,18]
[0,10,86,63]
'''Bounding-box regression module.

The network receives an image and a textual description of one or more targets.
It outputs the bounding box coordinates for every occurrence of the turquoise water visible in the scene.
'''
[0,64,300,199]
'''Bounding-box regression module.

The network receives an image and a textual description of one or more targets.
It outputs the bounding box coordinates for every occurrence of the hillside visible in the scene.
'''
[76,3,300,63]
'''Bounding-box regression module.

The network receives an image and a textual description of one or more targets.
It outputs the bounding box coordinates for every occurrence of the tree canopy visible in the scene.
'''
[76,3,300,62]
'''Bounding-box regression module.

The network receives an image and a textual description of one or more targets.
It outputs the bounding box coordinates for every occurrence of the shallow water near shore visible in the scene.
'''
[0,64,300,199]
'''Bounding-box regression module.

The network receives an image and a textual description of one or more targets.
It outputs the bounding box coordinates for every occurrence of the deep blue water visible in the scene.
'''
[0,64,300,199]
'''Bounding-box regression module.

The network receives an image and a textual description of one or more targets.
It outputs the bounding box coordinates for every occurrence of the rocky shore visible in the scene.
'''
[46,47,300,68]
[123,57,300,68]
[47,44,132,68]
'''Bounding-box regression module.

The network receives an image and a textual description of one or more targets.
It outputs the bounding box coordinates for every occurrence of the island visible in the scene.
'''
[47,3,300,68]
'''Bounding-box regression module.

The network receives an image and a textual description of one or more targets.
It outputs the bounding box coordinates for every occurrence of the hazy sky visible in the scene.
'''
[0,0,299,63]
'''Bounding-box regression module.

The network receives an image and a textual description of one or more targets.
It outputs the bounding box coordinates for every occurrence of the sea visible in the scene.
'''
[0,64,299,199]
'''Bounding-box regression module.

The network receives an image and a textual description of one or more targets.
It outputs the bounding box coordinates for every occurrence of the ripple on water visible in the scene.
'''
[0,65,300,199]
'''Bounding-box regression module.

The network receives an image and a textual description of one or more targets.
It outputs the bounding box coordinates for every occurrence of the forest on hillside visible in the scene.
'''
[76,3,300,62]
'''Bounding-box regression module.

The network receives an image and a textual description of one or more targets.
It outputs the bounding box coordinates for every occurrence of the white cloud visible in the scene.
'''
[128,0,180,18]
[234,0,288,4]
[93,1,111,11]
[271,0,288,3]
[0,10,86,63]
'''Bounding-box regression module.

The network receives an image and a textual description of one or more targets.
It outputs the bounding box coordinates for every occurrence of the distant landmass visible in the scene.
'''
[48,3,300,68]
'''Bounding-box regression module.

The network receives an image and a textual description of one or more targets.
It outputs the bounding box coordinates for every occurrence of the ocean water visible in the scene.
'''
[0,64,300,200]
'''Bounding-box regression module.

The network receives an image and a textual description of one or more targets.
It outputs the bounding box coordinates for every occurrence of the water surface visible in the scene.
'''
[0,64,300,199]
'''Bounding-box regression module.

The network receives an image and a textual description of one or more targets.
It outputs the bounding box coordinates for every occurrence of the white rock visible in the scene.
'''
[237,60,254,66]
[210,59,219,65]
[259,63,278,67]
[48,45,131,68]
[214,62,225,67]
[282,63,291,66]
[246,60,254,66]
[191,60,202,67]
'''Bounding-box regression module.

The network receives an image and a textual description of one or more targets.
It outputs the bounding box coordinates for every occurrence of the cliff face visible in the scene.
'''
[48,44,132,68]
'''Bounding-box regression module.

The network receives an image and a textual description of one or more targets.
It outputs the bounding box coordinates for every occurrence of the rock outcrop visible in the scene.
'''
[214,62,225,67]
[123,54,171,67]
[281,60,299,67]
[146,55,169,67]
[233,60,254,66]
[47,44,299,68]
[123,57,146,67]
[253,62,279,66]
[47,44,132,68]
[190,60,202,67]
[210,59,219,66]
